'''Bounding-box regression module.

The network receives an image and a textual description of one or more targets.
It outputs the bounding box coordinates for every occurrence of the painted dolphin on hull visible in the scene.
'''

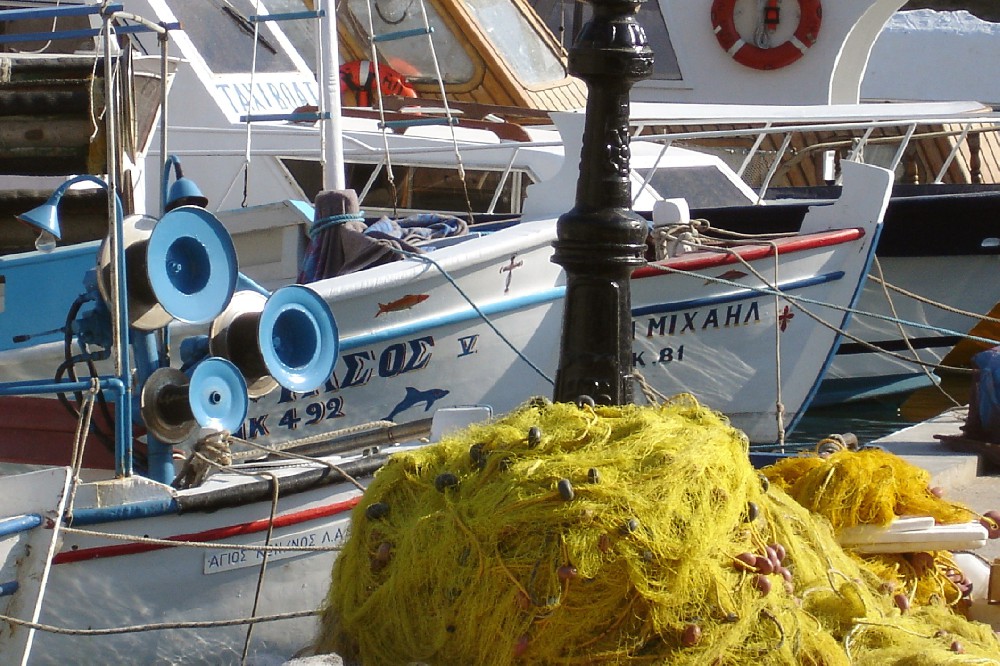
[385,387,450,422]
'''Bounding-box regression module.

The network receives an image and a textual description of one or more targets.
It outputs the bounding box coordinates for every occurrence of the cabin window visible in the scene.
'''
[637,166,754,208]
[281,158,530,214]
[342,0,476,85]
[348,163,528,214]
[462,0,568,86]
[168,0,299,75]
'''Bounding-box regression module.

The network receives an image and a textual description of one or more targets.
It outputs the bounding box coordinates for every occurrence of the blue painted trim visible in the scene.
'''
[632,271,845,318]
[372,27,433,42]
[788,223,886,427]
[288,199,315,220]
[0,21,178,44]
[68,498,180,526]
[381,117,458,130]
[337,271,845,353]
[237,272,272,297]
[0,580,18,598]
[0,514,42,538]
[239,112,330,123]
[339,286,566,351]
[250,10,324,22]
[0,376,123,398]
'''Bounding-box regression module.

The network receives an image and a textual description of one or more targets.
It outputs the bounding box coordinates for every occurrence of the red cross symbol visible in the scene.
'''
[778,305,795,332]
[500,254,523,293]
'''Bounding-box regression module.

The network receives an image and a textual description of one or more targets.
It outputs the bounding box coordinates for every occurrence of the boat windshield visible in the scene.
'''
[527,0,681,80]
[253,0,568,87]
[636,166,754,208]
[461,0,568,85]
[340,0,476,84]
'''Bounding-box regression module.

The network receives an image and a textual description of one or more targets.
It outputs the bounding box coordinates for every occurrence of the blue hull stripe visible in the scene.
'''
[340,272,844,351]
[630,271,841,317]
[340,287,566,351]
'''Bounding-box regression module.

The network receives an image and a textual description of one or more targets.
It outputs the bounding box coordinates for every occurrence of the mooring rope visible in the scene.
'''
[649,233,990,376]
[60,525,343,552]
[0,609,320,636]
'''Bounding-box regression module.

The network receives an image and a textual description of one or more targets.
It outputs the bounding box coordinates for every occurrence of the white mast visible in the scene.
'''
[320,0,346,190]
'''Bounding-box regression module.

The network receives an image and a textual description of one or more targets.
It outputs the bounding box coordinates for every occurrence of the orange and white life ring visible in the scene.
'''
[710,0,822,71]
[340,60,418,107]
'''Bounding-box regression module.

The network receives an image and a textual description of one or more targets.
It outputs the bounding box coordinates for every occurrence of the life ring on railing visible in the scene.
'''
[340,60,418,107]
[710,0,822,71]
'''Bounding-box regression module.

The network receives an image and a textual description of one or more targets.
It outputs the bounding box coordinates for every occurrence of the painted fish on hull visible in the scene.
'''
[376,294,429,317]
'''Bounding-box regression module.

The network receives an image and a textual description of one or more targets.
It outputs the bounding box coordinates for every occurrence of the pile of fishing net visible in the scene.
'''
[764,446,984,612]
[316,395,1000,664]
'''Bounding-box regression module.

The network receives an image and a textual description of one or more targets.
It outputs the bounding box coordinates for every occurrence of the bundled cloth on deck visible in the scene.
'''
[298,189,469,283]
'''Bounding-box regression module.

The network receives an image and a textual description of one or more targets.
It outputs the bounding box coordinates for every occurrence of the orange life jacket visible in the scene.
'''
[340,60,418,107]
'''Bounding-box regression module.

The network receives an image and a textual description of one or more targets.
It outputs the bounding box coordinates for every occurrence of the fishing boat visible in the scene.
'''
[523,0,1000,405]
[1,0,893,448]
[123,0,1000,407]
[0,2,898,663]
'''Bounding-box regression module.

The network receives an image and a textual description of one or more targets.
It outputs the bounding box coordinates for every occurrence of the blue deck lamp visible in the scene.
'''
[17,174,123,252]
[162,154,209,213]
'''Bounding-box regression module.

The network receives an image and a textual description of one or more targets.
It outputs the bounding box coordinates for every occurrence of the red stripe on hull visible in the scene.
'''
[53,496,361,564]
[632,228,864,279]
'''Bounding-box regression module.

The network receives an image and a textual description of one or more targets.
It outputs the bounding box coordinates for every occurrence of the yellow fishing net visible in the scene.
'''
[763,448,974,530]
[316,396,1000,664]
[763,447,981,611]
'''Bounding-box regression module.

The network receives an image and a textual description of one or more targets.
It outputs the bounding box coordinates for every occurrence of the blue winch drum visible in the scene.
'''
[258,285,339,393]
[146,205,238,325]
[189,357,249,435]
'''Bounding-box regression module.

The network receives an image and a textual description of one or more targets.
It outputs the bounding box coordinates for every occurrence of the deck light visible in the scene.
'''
[163,154,209,212]
[17,174,123,252]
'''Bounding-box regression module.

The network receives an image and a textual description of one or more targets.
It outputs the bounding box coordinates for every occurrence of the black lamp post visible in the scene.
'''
[551,0,653,406]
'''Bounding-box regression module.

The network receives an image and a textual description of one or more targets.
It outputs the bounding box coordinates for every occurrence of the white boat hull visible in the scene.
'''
[819,254,1000,404]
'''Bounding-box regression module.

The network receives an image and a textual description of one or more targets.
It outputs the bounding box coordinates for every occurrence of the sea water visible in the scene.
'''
[787,372,973,449]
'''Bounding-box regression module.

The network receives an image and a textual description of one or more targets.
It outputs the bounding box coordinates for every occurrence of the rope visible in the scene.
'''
[242,469,279,662]
[60,525,343,552]
[361,0,474,220]
[0,609,320,636]
[769,238,786,445]
[752,0,772,48]
[229,419,400,461]
[87,45,101,141]
[871,256,961,409]
[360,6,400,217]
[871,274,1000,325]
[632,369,670,405]
[241,0,264,208]
[414,0,474,221]
[648,224,986,377]
[65,378,100,521]
[230,435,368,491]
[391,247,555,385]
[172,431,233,489]
[655,222,788,442]
[309,211,366,237]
